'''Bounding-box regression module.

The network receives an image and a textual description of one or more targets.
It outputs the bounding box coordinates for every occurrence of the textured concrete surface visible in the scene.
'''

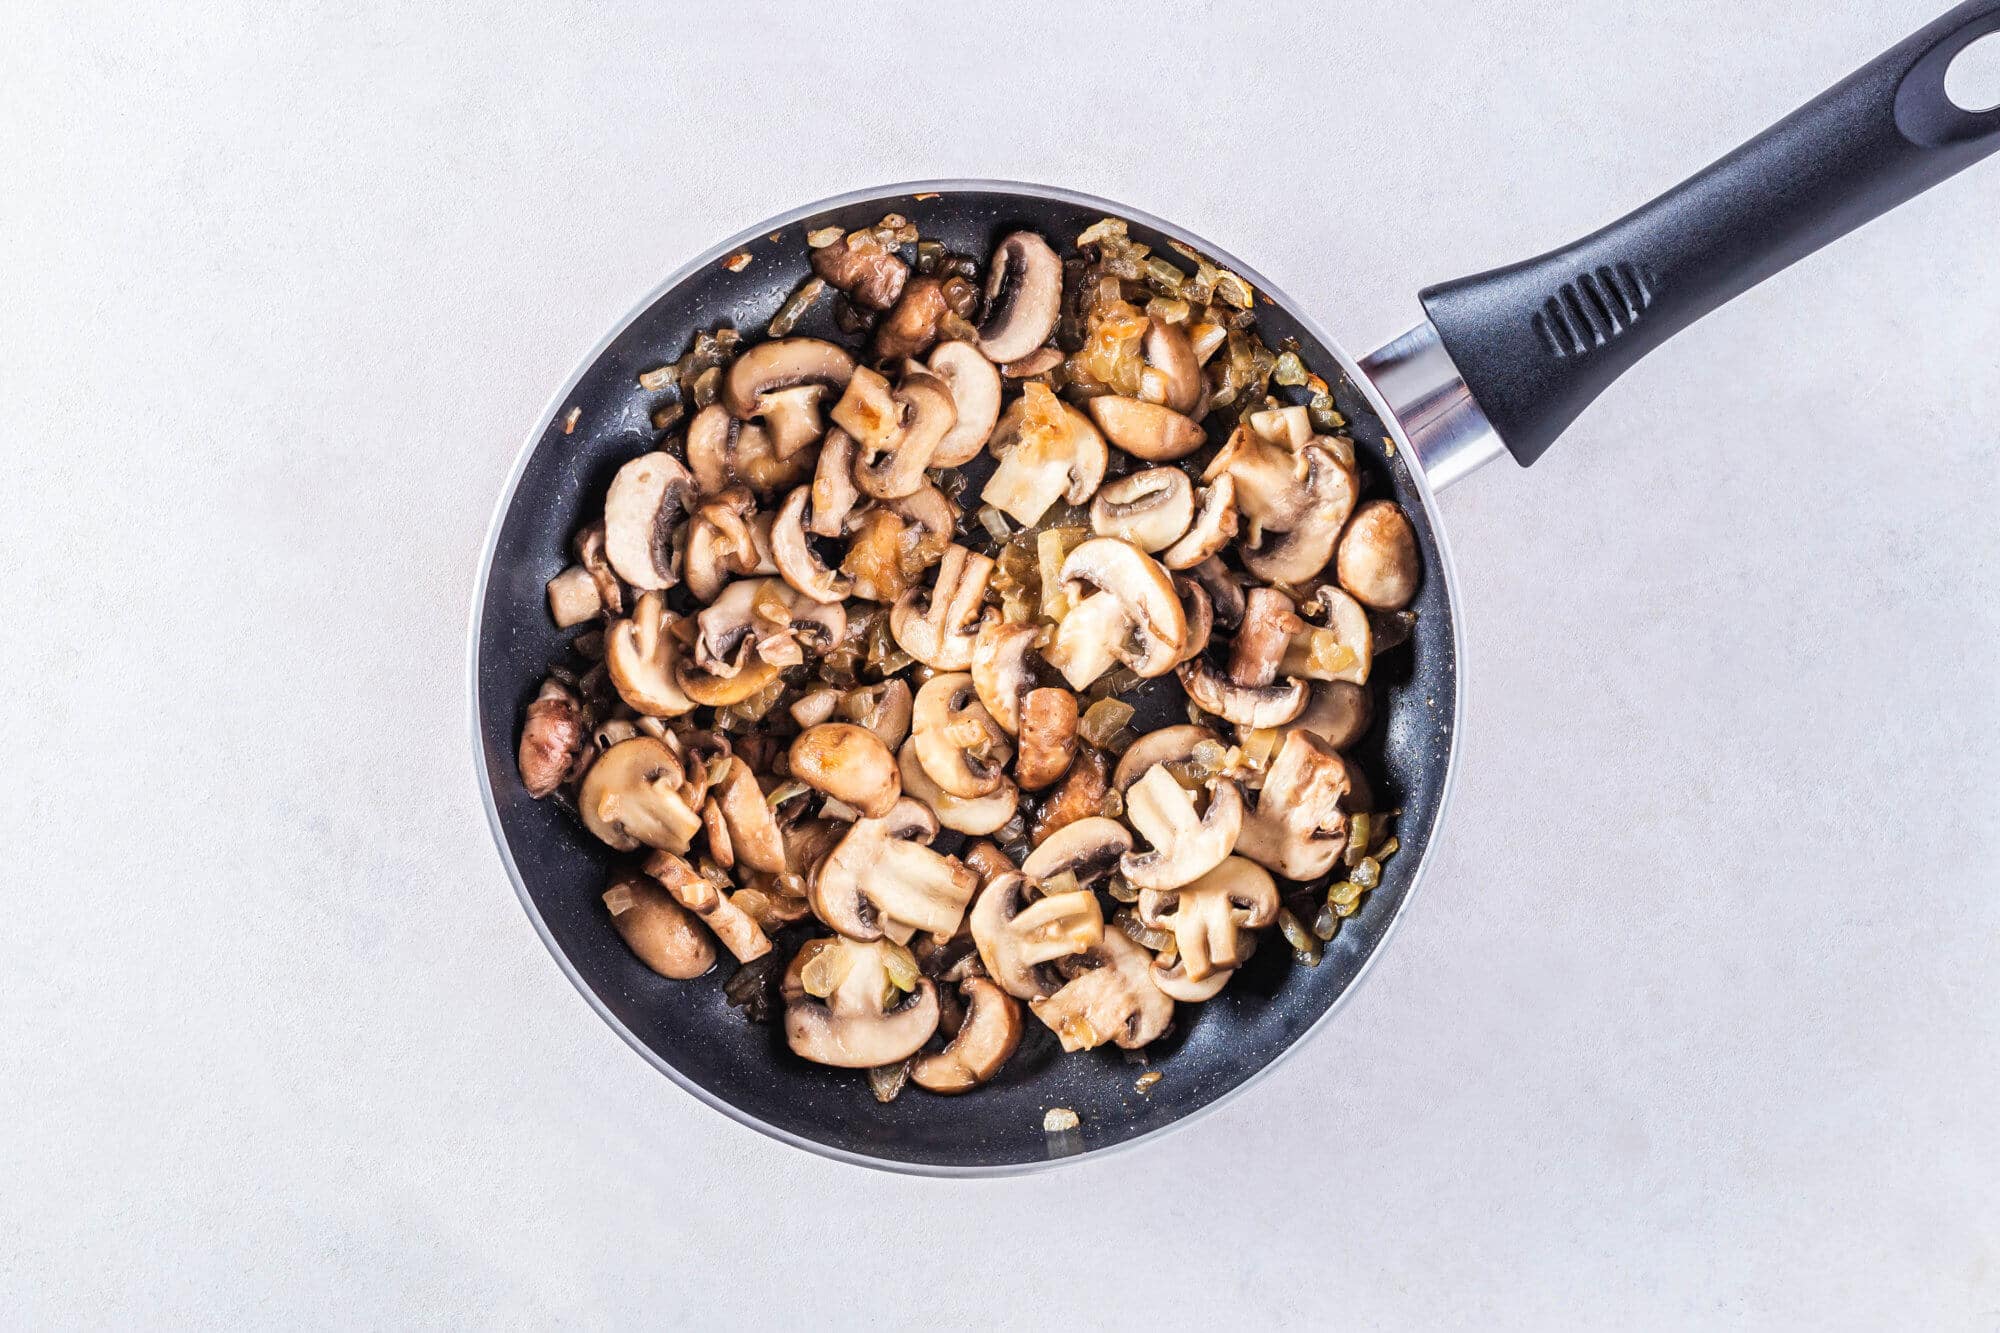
[4,1,1997,1327]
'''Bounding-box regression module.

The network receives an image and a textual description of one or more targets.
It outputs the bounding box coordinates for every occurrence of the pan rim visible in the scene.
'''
[466,177,1468,1177]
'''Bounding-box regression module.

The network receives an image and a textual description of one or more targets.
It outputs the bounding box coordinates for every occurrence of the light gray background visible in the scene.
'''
[5,1,1997,1328]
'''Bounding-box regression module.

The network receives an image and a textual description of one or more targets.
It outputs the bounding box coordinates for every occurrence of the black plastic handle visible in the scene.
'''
[1421,2,2000,466]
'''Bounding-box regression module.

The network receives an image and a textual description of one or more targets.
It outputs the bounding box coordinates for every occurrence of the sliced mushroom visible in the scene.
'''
[1044,538,1188,688]
[1240,443,1359,585]
[1235,731,1352,881]
[1089,468,1195,553]
[574,522,627,617]
[1019,816,1132,888]
[769,486,852,603]
[683,487,777,603]
[1336,499,1421,610]
[959,839,1018,885]
[1086,396,1206,462]
[692,577,845,677]
[1112,724,1224,795]
[974,231,1063,364]
[758,384,828,459]
[912,672,1013,799]
[840,678,913,750]
[675,654,779,708]
[1248,403,1312,449]
[1001,347,1063,378]
[809,427,862,537]
[645,850,772,962]
[810,798,979,943]
[1186,555,1245,631]
[518,678,585,798]
[579,737,702,853]
[1150,953,1233,1002]
[1119,765,1245,892]
[890,544,996,670]
[783,938,939,1068]
[1280,582,1372,685]
[1282,680,1374,751]
[810,234,909,311]
[1015,687,1079,791]
[1231,588,1307,688]
[1174,574,1214,667]
[1161,475,1240,570]
[789,723,900,818]
[969,871,1104,1000]
[545,564,602,628]
[1178,656,1308,729]
[970,620,1039,735]
[837,365,958,500]
[1136,856,1277,983]
[721,337,856,419]
[604,874,717,979]
[874,275,948,361]
[606,591,699,717]
[909,976,1023,1093]
[1202,424,1302,526]
[1031,746,1109,846]
[1029,929,1174,1052]
[710,756,788,874]
[897,739,1017,836]
[980,383,1107,527]
[602,451,695,590]
[925,339,1002,467]
[685,403,808,498]
[1141,319,1204,416]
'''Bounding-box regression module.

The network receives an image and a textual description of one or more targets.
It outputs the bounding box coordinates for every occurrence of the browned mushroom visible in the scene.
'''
[518,679,585,798]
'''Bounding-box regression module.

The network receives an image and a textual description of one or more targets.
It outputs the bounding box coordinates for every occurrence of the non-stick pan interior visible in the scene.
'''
[471,184,1459,1172]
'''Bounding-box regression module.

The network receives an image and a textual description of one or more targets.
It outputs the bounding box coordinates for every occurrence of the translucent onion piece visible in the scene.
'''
[1079,699,1135,749]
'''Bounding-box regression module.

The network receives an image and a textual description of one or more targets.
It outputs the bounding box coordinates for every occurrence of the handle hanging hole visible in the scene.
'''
[1944,30,2000,112]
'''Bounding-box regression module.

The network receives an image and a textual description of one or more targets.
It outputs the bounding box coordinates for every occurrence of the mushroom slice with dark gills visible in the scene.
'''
[1029,928,1174,1052]
[973,230,1063,364]
[769,485,851,604]
[809,797,979,944]
[1043,537,1187,689]
[682,486,777,604]
[909,976,1023,1094]
[783,937,940,1069]
[691,577,844,677]
[605,590,699,717]
[684,403,811,499]
[925,338,1002,468]
[831,364,958,500]
[1136,856,1278,982]
[1020,817,1132,889]
[890,543,997,671]
[578,736,702,854]
[1089,467,1195,553]
[602,451,695,591]
[897,739,1017,837]
[720,336,856,419]
[911,671,1012,799]
[969,870,1104,1001]
[1118,764,1245,893]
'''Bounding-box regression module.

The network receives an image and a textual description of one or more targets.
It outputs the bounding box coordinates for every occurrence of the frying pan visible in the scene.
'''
[470,4,2000,1174]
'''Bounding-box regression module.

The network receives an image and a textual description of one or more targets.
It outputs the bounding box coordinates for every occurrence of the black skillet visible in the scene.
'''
[470,5,2000,1174]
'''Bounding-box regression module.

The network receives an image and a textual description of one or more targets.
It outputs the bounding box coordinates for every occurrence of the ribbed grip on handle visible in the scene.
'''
[1421,2,2000,467]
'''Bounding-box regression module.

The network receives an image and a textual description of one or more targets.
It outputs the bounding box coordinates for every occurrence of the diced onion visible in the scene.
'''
[1079,699,1134,749]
